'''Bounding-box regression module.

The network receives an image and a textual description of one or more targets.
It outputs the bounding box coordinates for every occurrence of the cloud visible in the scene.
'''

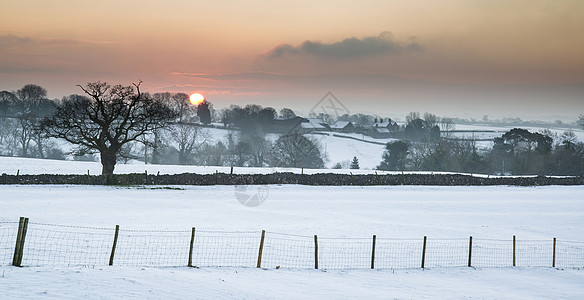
[263,32,423,59]
[152,83,271,97]
[169,71,297,81]
[0,34,115,49]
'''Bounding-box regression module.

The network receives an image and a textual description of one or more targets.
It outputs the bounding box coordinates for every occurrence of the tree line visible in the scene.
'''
[377,127,584,176]
[0,82,326,183]
[2,82,583,179]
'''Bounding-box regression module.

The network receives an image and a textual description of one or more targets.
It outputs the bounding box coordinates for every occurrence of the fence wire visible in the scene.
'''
[375,238,423,269]
[262,232,314,269]
[21,224,114,267]
[425,238,469,268]
[318,237,372,269]
[472,238,512,268]
[115,230,191,267]
[556,241,584,268]
[192,230,261,267]
[0,222,19,266]
[516,240,553,267]
[2,222,584,270]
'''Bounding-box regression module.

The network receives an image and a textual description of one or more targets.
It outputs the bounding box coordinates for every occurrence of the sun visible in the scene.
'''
[189,93,205,105]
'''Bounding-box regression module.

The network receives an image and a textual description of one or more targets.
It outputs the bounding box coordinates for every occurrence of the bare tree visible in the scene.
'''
[42,81,177,180]
[279,108,296,119]
[561,131,577,145]
[246,135,271,167]
[405,111,420,123]
[165,123,209,165]
[13,85,55,157]
[268,134,324,168]
[154,92,195,122]
[440,117,455,136]
[423,112,438,128]
[147,92,196,163]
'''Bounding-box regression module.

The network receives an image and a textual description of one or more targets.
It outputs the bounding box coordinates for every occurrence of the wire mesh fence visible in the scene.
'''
[424,238,469,268]
[22,225,113,267]
[192,230,261,268]
[472,238,512,268]
[262,231,314,269]
[114,229,192,267]
[1,219,583,270]
[0,221,19,265]
[375,238,423,269]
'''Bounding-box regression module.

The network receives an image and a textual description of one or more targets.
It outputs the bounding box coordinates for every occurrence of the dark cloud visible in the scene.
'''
[263,32,423,59]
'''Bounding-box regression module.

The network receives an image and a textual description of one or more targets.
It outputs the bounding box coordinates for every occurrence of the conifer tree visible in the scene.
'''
[350,156,360,169]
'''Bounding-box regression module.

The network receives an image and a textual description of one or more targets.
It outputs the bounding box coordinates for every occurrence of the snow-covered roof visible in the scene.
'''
[330,121,352,129]
[375,121,396,128]
[300,122,327,129]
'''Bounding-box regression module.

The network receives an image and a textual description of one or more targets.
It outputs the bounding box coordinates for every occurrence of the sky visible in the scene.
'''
[1,0,583,122]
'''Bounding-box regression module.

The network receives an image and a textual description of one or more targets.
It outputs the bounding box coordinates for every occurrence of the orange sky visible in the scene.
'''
[1,0,583,120]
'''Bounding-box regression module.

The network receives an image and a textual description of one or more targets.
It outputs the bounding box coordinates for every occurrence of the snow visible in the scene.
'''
[1,157,583,298]
[2,266,583,299]
[307,133,387,169]
[450,123,584,141]
[0,156,401,175]
[1,185,583,238]
[0,156,575,178]
[202,127,391,169]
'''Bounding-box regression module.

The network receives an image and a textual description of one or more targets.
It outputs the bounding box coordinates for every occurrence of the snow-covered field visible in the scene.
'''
[449,123,584,140]
[0,156,397,176]
[2,185,583,239]
[1,174,584,298]
[2,266,582,299]
[195,124,584,169]
[0,156,475,176]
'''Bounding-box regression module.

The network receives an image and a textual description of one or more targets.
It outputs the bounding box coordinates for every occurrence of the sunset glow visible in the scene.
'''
[189,93,205,106]
[0,1,582,121]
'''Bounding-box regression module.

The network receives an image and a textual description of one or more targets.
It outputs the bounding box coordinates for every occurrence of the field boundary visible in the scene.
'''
[2,217,584,270]
[0,173,583,186]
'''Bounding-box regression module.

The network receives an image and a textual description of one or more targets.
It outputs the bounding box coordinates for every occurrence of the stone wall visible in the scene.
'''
[1,172,582,186]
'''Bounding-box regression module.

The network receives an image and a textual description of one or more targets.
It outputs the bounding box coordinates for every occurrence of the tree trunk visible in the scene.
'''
[100,149,117,184]
[36,132,44,159]
[178,149,191,165]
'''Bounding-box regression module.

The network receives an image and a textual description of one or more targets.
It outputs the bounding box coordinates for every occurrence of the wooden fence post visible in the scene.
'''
[109,225,120,266]
[552,237,556,268]
[12,217,24,267]
[257,230,266,268]
[371,235,376,269]
[12,217,29,267]
[314,235,318,269]
[468,236,473,267]
[421,236,427,269]
[19,217,29,266]
[188,227,196,267]
[513,235,516,267]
